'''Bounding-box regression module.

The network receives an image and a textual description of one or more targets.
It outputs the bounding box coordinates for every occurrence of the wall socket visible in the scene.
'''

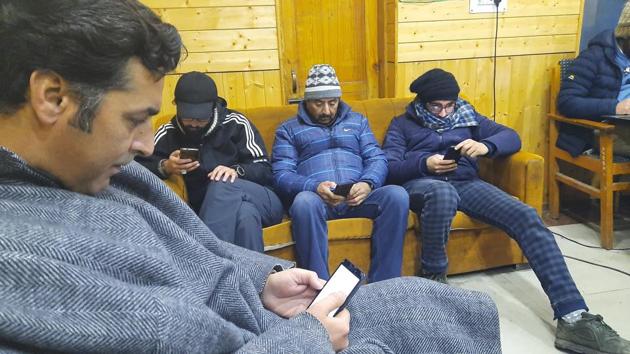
[470,0,507,14]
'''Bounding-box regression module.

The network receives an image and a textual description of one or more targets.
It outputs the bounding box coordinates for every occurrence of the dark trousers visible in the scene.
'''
[288,185,409,282]
[404,178,588,319]
[198,179,283,252]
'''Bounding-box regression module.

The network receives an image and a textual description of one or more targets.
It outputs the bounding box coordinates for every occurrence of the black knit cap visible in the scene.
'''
[409,68,460,103]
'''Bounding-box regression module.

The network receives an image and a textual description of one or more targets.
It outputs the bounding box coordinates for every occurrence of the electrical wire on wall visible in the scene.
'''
[492,0,501,121]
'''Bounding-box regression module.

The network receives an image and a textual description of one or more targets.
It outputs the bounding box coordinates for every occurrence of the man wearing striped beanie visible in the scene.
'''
[272,64,410,284]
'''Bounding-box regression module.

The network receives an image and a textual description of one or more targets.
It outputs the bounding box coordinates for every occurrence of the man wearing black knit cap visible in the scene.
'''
[383,68,630,354]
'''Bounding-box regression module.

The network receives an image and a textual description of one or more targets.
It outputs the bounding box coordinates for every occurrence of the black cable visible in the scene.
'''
[563,255,630,277]
[492,0,500,121]
[552,231,630,251]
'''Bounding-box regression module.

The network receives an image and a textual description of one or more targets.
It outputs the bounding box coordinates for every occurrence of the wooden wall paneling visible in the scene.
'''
[398,15,579,43]
[144,0,274,7]
[156,6,276,31]
[365,0,379,98]
[263,71,283,106]
[180,29,278,52]
[177,50,279,73]
[223,72,247,108]
[398,0,582,22]
[243,71,267,108]
[276,0,298,102]
[398,34,576,62]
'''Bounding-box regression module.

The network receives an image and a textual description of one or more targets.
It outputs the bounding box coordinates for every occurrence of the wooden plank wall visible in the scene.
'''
[142,0,282,115]
[391,0,583,158]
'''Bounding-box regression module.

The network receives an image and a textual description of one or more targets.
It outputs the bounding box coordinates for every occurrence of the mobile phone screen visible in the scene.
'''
[180,148,199,161]
[308,259,364,317]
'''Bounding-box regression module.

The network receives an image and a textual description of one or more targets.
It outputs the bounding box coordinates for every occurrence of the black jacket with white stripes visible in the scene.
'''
[136,97,273,211]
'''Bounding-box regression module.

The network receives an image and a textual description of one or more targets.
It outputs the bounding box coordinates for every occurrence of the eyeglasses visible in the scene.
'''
[426,101,456,115]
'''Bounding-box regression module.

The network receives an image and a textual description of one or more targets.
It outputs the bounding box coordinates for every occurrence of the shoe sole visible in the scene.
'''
[555,338,607,354]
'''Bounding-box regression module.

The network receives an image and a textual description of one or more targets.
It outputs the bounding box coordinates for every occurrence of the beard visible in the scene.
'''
[184,126,205,143]
[313,114,335,126]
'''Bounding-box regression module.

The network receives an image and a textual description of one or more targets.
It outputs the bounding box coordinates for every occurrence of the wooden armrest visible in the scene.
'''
[548,113,616,132]
[479,151,544,214]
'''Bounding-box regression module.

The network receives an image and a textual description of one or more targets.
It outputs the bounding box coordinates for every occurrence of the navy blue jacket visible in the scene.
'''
[383,103,521,185]
[272,101,387,203]
[557,30,622,156]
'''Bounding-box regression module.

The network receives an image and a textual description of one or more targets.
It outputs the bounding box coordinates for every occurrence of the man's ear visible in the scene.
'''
[28,70,73,125]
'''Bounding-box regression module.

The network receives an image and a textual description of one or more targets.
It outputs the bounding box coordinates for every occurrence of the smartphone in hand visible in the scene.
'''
[443,146,461,162]
[307,259,365,317]
[332,183,354,197]
[179,148,199,161]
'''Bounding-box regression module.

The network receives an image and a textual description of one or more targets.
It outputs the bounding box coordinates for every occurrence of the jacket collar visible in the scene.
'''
[588,30,619,63]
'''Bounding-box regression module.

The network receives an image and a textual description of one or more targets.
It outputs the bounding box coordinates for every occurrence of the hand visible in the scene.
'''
[306,291,351,352]
[346,182,371,206]
[317,181,345,207]
[616,98,630,115]
[163,150,200,176]
[261,268,325,318]
[426,154,457,174]
[208,165,238,183]
[455,139,489,158]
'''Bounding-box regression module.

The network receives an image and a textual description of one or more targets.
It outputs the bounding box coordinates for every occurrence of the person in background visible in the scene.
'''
[0,1,502,352]
[383,68,630,354]
[272,64,409,282]
[137,72,283,252]
[557,1,630,158]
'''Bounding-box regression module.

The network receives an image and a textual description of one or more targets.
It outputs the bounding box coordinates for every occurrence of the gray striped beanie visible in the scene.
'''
[616,1,630,39]
[303,64,342,100]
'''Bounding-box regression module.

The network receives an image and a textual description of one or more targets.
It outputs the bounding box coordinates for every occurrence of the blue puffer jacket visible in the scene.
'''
[383,102,521,185]
[556,30,622,156]
[272,101,387,202]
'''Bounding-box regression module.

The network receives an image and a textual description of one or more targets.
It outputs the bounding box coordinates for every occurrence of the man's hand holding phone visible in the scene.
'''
[455,139,489,158]
[162,149,200,176]
[427,153,458,174]
[317,181,345,206]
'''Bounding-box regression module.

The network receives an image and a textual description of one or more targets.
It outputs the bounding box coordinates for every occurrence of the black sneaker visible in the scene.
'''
[555,312,630,354]
[420,271,448,284]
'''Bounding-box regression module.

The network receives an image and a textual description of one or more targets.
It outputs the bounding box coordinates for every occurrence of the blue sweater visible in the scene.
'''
[383,103,521,185]
[272,101,387,202]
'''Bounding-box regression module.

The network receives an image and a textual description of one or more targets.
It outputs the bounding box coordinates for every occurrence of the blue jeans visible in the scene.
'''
[404,177,587,319]
[198,179,283,252]
[289,185,409,282]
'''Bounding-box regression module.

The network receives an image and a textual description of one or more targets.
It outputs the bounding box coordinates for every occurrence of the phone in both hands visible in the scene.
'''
[179,148,200,161]
[307,259,365,317]
[331,183,354,197]
[442,146,462,162]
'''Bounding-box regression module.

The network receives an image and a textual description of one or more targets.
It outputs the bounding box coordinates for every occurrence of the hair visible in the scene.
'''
[0,0,182,132]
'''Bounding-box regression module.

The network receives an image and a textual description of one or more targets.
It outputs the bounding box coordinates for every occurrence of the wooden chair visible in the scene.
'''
[548,59,630,249]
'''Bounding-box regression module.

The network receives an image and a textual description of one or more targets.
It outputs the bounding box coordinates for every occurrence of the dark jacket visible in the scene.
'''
[557,30,622,156]
[137,98,272,211]
[272,101,388,203]
[383,102,521,185]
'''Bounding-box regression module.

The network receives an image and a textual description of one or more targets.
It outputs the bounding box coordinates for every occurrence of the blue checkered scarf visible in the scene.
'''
[414,98,479,133]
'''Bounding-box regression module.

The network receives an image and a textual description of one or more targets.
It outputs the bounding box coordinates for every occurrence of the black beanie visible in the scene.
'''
[409,68,460,103]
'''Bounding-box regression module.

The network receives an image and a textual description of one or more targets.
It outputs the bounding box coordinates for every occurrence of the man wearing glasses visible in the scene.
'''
[382,68,630,354]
